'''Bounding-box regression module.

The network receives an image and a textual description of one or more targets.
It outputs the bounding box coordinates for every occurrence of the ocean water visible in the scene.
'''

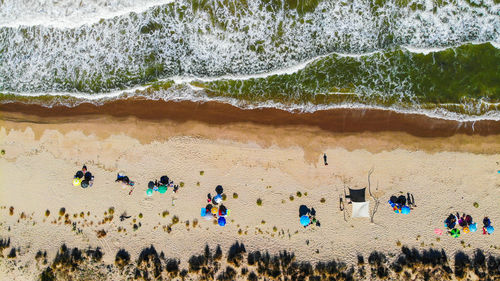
[0,0,499,120]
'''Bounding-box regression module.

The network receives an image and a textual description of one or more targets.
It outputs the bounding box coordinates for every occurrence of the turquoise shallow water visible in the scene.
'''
[0,0,499,119]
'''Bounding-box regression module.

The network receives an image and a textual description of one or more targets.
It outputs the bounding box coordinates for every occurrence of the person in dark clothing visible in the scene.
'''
[75,170,84,179]
[116,174,134,187]
[215,185,224,195]
[219,205,227,216]
[160,176,169,185]
[75,165,93,188]
[323,153,328,165]
[465,215,473,225]
[444,214,456,229]
[483,217,491,227]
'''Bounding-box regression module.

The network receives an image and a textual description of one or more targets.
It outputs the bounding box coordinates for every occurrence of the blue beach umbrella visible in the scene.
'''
[214,194,222,204]
[487,226,494,234]
[218,217,226,226]
[401,206,411,215]
[300,215,310,226]
[469,223,477,232]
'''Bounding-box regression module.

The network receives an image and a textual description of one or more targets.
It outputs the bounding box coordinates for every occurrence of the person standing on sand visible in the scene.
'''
[323,153,328,165]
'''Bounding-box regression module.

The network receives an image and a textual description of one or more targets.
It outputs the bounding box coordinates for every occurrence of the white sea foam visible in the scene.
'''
[1,0,499,94]
[0,0,175,28]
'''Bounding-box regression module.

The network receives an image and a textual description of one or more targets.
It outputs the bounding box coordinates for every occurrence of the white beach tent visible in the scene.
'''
[351,201,370,218]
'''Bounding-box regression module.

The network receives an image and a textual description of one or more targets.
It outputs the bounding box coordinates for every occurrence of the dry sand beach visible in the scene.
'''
[0,101,499,280]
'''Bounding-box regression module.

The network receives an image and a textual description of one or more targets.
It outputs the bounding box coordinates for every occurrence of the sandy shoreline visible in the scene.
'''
[2,99,500,137]
[0,106,499,280]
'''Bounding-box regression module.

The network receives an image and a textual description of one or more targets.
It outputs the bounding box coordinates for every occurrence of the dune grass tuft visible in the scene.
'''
[172,216,179,224]
[256,198,262,206]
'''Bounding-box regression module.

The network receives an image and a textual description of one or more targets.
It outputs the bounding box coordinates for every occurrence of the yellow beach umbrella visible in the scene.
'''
[73,178,81,186]
[463,226,470,234]
[211,207,218,215]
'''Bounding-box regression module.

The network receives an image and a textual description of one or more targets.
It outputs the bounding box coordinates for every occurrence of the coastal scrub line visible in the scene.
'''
[2,241,495,280]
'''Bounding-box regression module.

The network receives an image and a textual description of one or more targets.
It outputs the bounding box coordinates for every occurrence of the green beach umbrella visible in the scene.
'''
[450,228,460,238]
[158,185,167,194]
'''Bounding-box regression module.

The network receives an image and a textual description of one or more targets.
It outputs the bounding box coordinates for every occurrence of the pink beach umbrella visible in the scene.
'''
[434,228,444,235]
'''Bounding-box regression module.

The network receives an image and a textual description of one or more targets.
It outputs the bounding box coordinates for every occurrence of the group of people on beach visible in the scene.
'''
[146,175,179,196]
[201,185,229,226]
[388,193,416,214]
[444,213,494,236]
[72,166,94,188]
[72,164,496,237]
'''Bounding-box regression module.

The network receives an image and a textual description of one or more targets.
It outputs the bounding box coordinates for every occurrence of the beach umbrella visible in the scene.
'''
[300,215,310,226]
[218,217,226,226]
[146,188,153,196]
[73,178,81,186]
[211,207,218,215]
[214,194,222,204]
[469,223,477,232]
[81,180,89,188]
[450,228,460,238]
[463,226,470,234]
[486,226,494,234]
[158,185,167,194]
[401,206,410,214]
[434,228,443,235]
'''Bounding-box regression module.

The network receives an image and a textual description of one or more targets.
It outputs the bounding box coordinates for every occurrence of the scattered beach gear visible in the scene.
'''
[146,188,153,196]
[201,208,207,217]
[72,178,82,186]
[300,215,310,226]
[389,193,414,215]
[450,228,460,238]
[218,217,226,226]
[469,223,478,232]
[434,228,443,235]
